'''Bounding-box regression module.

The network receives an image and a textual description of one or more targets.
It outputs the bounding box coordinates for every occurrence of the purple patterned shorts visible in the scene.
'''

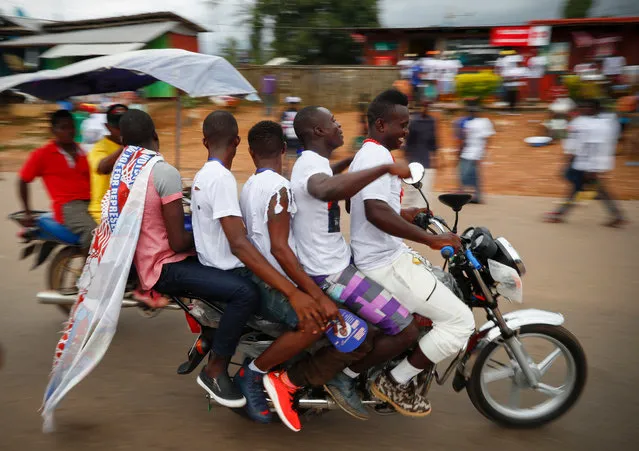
[313,265,413,336]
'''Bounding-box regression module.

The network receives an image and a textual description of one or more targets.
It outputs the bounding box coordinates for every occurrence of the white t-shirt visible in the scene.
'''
[80,113,107,144]
[398,60,414,79]
[349,141,407,272]
[565,115,619,172]
[497,55,522,76]
[596,113,620,172]
[290,151,351,276]
[527,56,547,78]
[461,118,495,161]
[191,160,244,271]
[603,56,626,76]
[240,170,296,278]
[420,57,434,76]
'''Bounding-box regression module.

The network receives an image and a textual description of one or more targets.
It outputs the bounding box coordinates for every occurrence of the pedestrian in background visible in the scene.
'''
[458,100,495,204]
[403,100,438,206]
[262,74,277,116]
[280,96,302,177]
[545,99,626,227]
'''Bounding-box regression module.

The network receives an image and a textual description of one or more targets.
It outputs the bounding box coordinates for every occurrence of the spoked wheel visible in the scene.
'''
[467,324,587,428]
[47,246,86,315]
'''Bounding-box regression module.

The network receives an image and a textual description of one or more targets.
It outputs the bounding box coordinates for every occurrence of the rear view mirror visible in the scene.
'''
[402,162,425,186]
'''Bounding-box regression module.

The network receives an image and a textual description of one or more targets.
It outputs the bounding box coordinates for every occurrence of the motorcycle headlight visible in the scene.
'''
[494,237,526,276]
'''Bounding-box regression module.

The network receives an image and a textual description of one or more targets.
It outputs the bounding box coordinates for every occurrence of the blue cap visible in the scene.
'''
[325,309,368,353]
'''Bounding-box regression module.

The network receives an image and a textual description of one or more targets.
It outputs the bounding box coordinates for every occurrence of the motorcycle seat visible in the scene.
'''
[37,213,81,245]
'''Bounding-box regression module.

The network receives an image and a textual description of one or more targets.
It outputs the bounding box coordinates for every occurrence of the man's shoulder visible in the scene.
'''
[88,138,113,157]
[32,140,57,155]
[151,160,181,181]
[194,162,235,187]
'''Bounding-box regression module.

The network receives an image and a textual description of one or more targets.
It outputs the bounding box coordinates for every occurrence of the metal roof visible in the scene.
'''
[42,11,207,33]
[0,21,179,47]
[528,17,639,27]
[40,43,146,59]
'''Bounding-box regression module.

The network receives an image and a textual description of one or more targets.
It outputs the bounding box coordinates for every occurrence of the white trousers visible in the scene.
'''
[362,252,475,363]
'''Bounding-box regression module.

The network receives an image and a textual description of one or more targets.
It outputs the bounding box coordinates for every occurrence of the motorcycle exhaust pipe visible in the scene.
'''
[295,398,338,410]
[294,398,380,410]
[36,290,181,310]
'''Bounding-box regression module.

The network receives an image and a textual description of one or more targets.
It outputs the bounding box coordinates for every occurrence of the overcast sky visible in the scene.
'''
[2,0,638,52]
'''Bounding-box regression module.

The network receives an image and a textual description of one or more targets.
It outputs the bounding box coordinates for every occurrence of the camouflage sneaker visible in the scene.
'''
[370,370,431,418]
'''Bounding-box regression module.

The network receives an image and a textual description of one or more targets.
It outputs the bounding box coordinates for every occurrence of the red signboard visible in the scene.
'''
[491,26,551,47]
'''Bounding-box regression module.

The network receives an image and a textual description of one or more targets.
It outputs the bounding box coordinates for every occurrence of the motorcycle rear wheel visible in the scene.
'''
[47,246,86,315]
[466,324,587,428]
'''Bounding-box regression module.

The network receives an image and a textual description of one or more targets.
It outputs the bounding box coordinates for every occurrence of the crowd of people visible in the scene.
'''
[19,89,474,432]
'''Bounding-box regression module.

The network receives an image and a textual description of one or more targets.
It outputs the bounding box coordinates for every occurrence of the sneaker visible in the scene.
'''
[370,370,431,417]
[233,361,273,424]
[604,218,627,228]
[543,212,564,224]
[263,371,301,432]
[324,372,369,420]
[197,367,246,408]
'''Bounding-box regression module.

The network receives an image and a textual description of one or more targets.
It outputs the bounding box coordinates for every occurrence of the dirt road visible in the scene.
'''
[1,104,638,199]
[0,175,638,450]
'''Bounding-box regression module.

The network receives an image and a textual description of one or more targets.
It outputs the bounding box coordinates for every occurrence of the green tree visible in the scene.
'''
[249,0,379,65]
[563,0,593,18]
[220,37,241,66]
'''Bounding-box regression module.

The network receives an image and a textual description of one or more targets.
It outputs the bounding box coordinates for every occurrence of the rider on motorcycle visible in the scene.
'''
[349,89,475,416]
[262,106,424,425]
[117,110,262,410]
[17,109,95,248]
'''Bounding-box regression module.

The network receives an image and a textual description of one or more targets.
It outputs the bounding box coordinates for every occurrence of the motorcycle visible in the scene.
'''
[9,189,195,317]
[10,210,89,315]
[177,163,587,428]
[11,166,587,428]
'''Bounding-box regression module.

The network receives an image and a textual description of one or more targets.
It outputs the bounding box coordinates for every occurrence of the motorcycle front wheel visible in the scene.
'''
[466,324,587,428]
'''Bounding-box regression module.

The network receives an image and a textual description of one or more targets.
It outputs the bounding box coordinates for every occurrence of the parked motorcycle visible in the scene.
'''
[178,163,587,428]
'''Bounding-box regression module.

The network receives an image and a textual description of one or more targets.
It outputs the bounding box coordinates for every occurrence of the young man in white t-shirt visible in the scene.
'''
[350,89,475,416]
[240,120,366,431]
[458,100,495,204]
[261,106,425,423]
[192,111,339,430]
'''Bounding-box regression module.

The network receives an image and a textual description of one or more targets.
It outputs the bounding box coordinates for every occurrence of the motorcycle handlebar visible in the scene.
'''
[440,246,455,259]
[440,239,482,270]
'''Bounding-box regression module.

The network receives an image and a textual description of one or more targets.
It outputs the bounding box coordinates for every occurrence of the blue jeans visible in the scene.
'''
[153,257,260,358]
[459,158,481,202]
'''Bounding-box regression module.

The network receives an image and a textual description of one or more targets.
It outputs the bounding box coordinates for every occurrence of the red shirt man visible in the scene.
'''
[18,110,95,247]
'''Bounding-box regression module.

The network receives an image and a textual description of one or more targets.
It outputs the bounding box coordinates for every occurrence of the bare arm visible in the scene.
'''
[308,162,410,202]
[97,146,124,175]
[267,189,325,300]
[221,215,326,332]
[330,156,353,175]
[365,199,460,250]
[17,179,31,214]
[161,199,194,253]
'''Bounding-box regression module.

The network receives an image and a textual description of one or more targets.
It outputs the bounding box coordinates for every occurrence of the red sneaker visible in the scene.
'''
[263,371,301,432]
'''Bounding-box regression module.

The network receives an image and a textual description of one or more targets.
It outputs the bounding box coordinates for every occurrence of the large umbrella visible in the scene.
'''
[0,49,258,168]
